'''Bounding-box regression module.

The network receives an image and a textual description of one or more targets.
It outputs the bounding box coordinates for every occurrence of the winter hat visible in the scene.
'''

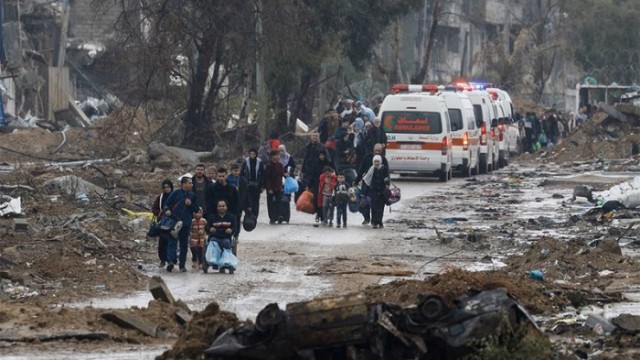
[373,155,382,164]
[162,179,174,191]
[249,147,258,155]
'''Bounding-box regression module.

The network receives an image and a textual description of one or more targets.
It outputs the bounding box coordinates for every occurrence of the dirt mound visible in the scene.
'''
[505,236,638,285]
[156,301,240,360]
[363,268,554,314]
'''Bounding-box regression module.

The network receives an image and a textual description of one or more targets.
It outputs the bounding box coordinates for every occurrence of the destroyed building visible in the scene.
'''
[0,0,120,129]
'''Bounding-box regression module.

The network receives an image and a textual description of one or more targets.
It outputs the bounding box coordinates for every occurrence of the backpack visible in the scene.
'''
[258,144,271,164]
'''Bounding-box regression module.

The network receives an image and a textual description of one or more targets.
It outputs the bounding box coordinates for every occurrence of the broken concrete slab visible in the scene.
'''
[12,218,28,231]
[43,175,105,197]
[0,329,110,342]
[149,275,175,304]
[101,311,158,337]
[612,314,640,333]
[148,141,202,167]
[175,309,193,325]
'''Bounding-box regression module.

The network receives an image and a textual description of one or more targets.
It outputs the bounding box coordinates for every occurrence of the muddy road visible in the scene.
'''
[4,162,640,359]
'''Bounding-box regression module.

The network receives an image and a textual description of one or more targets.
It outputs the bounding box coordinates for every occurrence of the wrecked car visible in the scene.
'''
[204,288,539,360]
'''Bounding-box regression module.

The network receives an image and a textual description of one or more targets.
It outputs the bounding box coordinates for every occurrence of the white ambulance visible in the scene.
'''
[487,88,511,168]
[465,89,497,173]
[380,84,453,182]
[439,90,480,177]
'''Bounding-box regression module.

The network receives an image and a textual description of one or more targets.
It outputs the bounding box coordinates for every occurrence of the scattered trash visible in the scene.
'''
[0,197,22,216]
[585,315,616,335]
[528,270,544,281]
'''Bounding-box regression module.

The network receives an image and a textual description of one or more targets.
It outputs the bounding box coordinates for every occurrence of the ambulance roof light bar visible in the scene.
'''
[391,84,443,95]
[468,82,494,90]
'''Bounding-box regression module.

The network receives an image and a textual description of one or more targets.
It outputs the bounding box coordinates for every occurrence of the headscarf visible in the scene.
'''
[278,144,290,168]
[363,155,383,186]
[162,179,174,192]
[354,117,364,132]
[373,155,382,165]
[159,179,174,210]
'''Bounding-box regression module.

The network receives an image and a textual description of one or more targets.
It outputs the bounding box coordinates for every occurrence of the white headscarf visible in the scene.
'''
[278,144,290,168]
[363,155,384,186]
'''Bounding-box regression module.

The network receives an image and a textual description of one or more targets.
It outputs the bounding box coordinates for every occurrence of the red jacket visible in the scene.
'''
[264,161,284,193]
[317,172,337,207]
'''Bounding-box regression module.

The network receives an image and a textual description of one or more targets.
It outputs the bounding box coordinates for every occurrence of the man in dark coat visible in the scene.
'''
[163,176,199,272]
[205,167,239,221]
[240,148,265,217]
[264,150,284,224]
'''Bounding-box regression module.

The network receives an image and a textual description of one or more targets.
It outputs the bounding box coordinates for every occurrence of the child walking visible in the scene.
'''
[317,166,337,227]
[333,172,350,228]
[190,207,207,269]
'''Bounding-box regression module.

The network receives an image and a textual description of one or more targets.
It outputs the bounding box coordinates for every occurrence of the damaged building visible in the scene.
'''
[0,0,120,129]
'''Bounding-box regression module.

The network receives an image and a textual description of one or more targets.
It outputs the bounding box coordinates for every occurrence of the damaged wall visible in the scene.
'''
[68,0,120,43]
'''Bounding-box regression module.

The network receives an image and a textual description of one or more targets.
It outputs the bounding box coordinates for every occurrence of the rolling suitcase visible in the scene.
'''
[280,194,291,223]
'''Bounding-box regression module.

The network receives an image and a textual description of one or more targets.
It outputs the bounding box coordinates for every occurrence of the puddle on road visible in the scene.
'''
[71,263,331,322]
[1,345,170,360]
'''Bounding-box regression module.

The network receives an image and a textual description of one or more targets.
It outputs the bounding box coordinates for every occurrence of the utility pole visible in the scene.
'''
[255,0,267,141]
[503,0,511,55]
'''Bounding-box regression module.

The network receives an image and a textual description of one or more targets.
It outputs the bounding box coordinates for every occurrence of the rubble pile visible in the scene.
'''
[540,102,640,164]
[156,302,240,360]
[0,277,191,347]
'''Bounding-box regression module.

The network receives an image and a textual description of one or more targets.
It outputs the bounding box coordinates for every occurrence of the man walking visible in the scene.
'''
[264,150,284,224]
[192,164,212,214]
[240,148,264,217]
[163,176,199,272]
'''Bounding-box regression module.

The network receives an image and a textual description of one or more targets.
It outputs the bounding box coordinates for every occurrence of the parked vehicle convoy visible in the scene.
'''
[380,84,453,182]
[439,89,480,177]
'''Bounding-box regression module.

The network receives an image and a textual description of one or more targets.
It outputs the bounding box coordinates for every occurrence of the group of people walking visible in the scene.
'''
[149,99,397,272]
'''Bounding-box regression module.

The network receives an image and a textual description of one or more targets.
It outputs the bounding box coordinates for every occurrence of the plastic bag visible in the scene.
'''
[205,240,222,266]
[296,189,315,214]
[169,220,183,238]
[219,248,238,270]
[348,187,361,213]
[242,211,257,232]
[283,176,299,195]
[147,222,160,238]
[359,196,371,214]
[384,183,401,205]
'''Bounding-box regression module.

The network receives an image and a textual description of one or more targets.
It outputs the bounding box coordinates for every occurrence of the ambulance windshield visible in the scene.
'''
[381,111,442,134]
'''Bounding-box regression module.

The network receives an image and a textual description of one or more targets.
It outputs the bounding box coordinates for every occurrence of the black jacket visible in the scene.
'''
[241,157,265,189]
[205,182,239,218]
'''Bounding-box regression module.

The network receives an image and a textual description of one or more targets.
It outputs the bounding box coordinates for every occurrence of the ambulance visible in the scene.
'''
[464,86,498,173]
[486,88,514,168]
[380,84,453,182]
[439,89,480,177]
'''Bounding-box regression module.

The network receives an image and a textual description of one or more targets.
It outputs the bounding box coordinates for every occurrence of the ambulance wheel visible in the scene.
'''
[471,156,480,176]
[463,163,472,177]
[439,170,448,182]
[479,155,488,174]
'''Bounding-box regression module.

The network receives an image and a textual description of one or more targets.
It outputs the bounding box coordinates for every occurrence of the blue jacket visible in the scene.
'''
[163,189,199,228]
